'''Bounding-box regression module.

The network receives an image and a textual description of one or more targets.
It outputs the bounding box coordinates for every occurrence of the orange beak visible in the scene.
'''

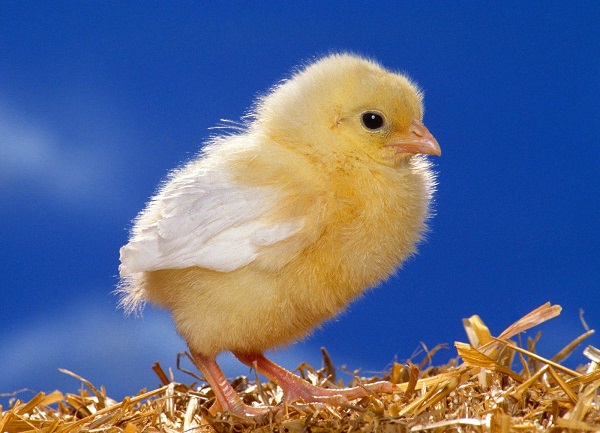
[385,118,441,156]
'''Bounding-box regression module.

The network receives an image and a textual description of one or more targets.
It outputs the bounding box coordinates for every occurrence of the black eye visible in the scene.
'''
[361,111,385,130]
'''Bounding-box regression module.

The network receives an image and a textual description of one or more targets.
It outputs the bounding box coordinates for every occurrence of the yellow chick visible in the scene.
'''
[119,53,440,418]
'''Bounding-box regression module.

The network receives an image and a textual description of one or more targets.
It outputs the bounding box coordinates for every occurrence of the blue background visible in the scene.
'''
[1,2,598,403]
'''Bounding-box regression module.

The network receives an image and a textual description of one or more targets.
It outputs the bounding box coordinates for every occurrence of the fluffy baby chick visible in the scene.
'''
[119,53,440,418]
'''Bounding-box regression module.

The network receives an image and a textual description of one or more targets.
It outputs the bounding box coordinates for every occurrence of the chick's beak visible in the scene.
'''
[386,118,441,156]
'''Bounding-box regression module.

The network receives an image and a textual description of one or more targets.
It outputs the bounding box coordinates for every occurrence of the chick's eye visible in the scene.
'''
[361,112,385,131]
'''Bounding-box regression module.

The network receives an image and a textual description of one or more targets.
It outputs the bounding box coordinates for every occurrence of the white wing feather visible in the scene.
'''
[119,163,304,276]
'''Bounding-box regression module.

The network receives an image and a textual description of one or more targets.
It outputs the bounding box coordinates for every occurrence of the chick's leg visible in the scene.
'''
[234,352,396,404]
[190,351,274,418]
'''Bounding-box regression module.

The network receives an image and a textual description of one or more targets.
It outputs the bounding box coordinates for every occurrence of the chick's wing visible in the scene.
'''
[119,165,307,276]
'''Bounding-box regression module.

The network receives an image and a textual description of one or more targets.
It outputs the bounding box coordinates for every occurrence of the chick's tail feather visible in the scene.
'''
[116,274,147,315]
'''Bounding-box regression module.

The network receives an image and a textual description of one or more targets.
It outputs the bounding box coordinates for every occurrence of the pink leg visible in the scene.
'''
[189,351,275,419]
[234,352,397,404]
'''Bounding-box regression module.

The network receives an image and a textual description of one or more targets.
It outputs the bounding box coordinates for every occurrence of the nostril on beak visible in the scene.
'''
[409,119,425,137]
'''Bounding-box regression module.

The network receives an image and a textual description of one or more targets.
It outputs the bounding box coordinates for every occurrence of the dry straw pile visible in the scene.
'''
[2,303,599,432]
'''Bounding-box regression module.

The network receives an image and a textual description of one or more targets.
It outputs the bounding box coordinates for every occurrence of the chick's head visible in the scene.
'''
[253,53,440,167]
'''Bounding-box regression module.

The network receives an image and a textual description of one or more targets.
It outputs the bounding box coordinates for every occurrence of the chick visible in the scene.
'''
[119,53,440,418]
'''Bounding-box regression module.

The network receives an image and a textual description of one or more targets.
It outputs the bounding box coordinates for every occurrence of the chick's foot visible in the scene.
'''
[234,352,397,405]
[190,351,277,420]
